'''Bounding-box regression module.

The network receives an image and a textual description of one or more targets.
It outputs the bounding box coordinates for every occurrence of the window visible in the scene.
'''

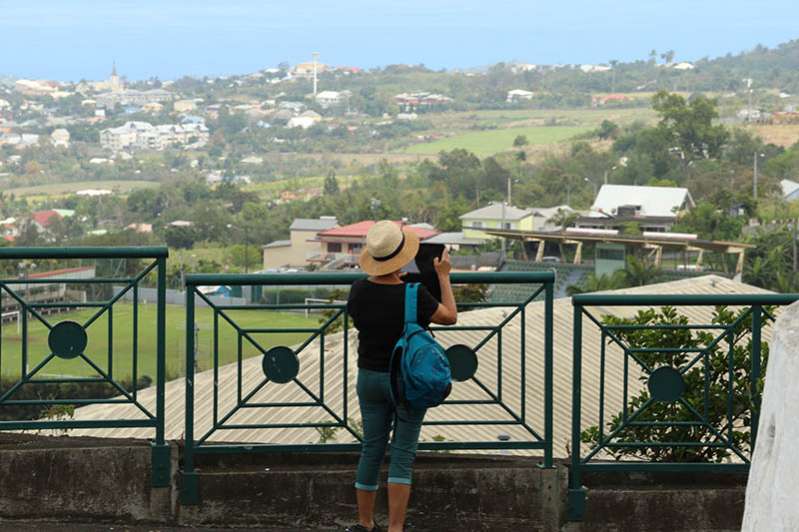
[503,222,512,229]
[327,242,342,253]
[597,248,625,261]
[472,221,483,229]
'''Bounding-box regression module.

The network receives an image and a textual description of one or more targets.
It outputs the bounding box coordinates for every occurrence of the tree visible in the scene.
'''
[164,225,197,249]
[581,305,767,463]
[566,271,627,295]
[513,135,529,147]
[597,120,620,140]
[323,170,340,195]
[652,91,729,161]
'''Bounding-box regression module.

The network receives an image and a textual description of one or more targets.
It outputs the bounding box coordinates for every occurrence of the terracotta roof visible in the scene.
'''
[318,221,438,240]
[27,266,95,280]
[31,210,61,227]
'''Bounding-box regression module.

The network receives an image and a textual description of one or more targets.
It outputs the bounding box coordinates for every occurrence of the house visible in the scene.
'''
[262,217,339,270]
[76,189,112,197]
[580,64,612,73]
[576,184,694,232]
[100,120,209,152]
[126,223,153,234]
[312,221,439,268]
[31,209,74,234]
[781,179,799,202]
[506,89,535,102]
[592,94,631,107]
[15,79,59,96]
[173,99,198,113]
[287,112,321,129]
[50,128,70,148]
[460,202,535,240]
[672,62,696,71]
[292,62,327,79]
[315,90,351,109]
[394,92,453,112]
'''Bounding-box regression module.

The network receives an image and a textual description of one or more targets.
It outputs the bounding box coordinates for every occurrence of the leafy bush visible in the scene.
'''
[580,305,768,463]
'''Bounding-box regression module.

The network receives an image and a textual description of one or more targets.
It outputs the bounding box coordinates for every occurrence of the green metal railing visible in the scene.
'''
[568,292,799,521]
[180,271,554,504]
[0,247,170,486]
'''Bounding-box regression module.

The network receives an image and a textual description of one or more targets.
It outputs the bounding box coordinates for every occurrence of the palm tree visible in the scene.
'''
[567,271,627,296]
[624,255,660,286]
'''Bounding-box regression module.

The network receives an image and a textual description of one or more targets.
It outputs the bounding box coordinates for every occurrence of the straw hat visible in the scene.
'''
[359,220,420,276]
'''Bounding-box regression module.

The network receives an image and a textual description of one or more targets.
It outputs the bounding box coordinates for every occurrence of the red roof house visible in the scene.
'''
[313,221,439,265]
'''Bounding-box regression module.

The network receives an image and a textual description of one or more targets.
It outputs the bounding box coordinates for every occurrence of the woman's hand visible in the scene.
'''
[433,248,452,277]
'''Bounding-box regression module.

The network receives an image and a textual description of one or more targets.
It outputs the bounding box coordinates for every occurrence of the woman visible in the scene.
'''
[345,220,457,532]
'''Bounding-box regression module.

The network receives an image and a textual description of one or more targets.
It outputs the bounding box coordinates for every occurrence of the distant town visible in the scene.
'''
[1,41,799,296]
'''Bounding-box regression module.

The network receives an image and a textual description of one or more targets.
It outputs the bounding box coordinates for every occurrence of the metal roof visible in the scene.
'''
[486,228,754,253]
[460,202,533,221]
[591,184,694,218]
[68,275,772,458]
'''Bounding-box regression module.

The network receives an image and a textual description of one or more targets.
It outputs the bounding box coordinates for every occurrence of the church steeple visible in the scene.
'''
[111,60,117,77]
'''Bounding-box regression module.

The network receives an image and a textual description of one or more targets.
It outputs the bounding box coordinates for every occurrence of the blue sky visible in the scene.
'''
[2,0,798,80]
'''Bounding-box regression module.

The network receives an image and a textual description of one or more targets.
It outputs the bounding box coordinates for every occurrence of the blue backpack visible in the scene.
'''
[389,283,452,410]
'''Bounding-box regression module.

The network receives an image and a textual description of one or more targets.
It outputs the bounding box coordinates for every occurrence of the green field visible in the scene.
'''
[0,303,321,380]
[7,180,160,201]
[402,125,591,157]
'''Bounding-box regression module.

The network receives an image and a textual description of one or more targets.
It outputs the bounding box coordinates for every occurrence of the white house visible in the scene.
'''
[50,128,70,148]
[315,90,350,109]
[781,179,799,202]
[506,89,535,102]
[577,184,694,232]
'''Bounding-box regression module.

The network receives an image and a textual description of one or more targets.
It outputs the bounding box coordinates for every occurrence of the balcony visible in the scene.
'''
[0,247,788,525]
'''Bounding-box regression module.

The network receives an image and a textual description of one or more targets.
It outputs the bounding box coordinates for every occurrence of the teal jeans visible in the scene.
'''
[355,368,427,491]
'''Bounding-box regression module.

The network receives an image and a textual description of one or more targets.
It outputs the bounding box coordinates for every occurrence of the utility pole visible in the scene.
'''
[753,152,760,200]
[312,51,320,96]
[500,176,512,263]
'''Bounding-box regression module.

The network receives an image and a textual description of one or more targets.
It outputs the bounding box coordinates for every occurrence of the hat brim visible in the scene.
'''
[359,228,420,276]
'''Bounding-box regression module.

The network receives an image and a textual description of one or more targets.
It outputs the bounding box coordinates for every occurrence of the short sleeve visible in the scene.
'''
[416,284,440,326]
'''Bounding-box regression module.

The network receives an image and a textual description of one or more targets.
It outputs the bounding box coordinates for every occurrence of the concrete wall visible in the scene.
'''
[0,435,747,531]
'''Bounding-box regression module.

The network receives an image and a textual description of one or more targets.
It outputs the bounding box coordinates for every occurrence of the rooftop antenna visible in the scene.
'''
[312,52,320,96]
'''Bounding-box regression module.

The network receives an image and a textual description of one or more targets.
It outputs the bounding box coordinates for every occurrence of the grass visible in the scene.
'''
[0,302,322,380]
[747,124,799,147]
[402,125,591,157]
[400,107,657,157]
[7,180,160,201]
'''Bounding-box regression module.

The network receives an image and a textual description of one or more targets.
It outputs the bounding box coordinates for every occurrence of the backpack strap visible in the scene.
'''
[404,282,419,326]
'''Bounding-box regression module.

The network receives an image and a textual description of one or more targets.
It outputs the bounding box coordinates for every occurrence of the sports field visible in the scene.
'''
[0,303,322,381]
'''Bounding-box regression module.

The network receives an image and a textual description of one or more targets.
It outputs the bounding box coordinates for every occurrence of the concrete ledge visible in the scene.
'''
[180,453,562,531]
[0,437,175,523]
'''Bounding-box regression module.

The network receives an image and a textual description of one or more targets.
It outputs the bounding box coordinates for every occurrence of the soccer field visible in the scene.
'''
[0,303,322,381]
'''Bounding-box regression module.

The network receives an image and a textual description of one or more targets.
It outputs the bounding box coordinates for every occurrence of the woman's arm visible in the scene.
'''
[431,249,457,325]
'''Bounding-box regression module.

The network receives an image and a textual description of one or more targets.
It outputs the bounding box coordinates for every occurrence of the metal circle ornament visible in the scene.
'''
[262,346,300,384]
[647,366,686,402]
[48,321,88,360]
[446,344,478,382]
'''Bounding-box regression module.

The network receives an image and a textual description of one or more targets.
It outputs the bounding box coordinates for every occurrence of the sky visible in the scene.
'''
[2,0,799,81]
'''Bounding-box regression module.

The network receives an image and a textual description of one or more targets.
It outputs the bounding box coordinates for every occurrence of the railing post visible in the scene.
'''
[568,303,586,521]
[543,280,554,468]
[181,285,199,504]
[751,304,762,449]
[151,255,171,487]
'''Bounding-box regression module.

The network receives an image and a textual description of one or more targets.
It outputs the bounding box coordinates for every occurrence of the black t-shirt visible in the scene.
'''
[347,280,440,372]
